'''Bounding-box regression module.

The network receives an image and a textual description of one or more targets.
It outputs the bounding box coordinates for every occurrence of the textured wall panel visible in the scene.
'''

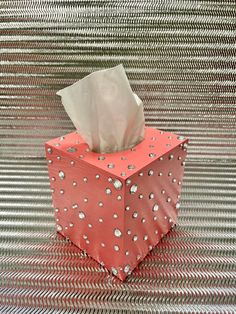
[0,0,235,313]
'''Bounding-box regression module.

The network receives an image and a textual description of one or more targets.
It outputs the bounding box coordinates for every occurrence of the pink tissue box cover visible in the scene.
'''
[45,127,188,280]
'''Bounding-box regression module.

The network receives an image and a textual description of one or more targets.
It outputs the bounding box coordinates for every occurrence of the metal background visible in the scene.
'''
[0,0,235,313]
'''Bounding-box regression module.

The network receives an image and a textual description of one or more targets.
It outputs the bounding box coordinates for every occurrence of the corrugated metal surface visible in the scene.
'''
[0,0,235,313]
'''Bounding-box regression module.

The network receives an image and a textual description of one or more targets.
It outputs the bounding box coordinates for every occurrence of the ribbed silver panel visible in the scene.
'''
[0,0,235,313]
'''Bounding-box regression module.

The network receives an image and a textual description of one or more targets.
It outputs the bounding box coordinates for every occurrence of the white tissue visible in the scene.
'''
[56,64,145,153]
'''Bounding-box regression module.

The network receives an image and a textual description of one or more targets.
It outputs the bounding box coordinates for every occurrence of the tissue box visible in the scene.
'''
[45,127,188,281]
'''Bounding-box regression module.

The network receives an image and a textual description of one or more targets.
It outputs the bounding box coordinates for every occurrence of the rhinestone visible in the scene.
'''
[83,177,88,182]
[57,156,61,160]
[108,177,113,183]
[160,131,164,134]
[125,206,130,211]
[120,172,126,176]
[141,218,146,223]
[178,181,182,185]
[60,189,64,194]
[169,218,172,223]
[60,136,65,141]
[88,224,92,228]
[55,208,59,213]
[131,147,136,151]
[166,144,171,147]
[132,212,138,218]
[149,193,154,199]
[56,218,59,222]
[181,161,186,166]
[48,160,53,164]
[143,235,148,241]
[107,163,115,169]
[149,153,156,158]
[153,216,157,221]
[125,251,129,256]
[114,245,119,251]
[121,156,127,160]
[111,267,118,275]
[124,265,130,273]
[51,177,56,181]
[130,184,138,194]
[79,154,84,159]
[149,145,155,148]
[168,172,172,176]
[139,172,144,176]
[95,174,100,179]
[159,157,164,161]
[127,229,131,235]
[178,156,182,160]
[151,136,156,141]
[98,202,103,207]
[84,198,88,203]
[128,164,135,170]
[113,179,123,190]
[178,194,181,199]
[177,136,185,140]
[54,143,60,147]
[72,204,78,209]
[98,156,105,160]
[172,178,177,183]
[105,188,112,195]
[70,161,75,166]
[176,202,180,209]
[126,179,131,185]
[72,181,77,186]
[133,235,138,242]
[98,218,103,223]
[51,188,55,193]
[114,228,122,237]
[67,147,77,153]
[113,213,118,219]
[138,194,143,199]
[155,230,158,234]
[148,170,154,176]
[152,204,159,212]
[183,143,188,149]
[58,171,65,180]
[149,245,153,250]
[47,147,52,154]
[167,197,171,203]
[164,216,167,220]
[158,172,163,176]
[64,207,68,212]
[86,240,90,244]
[101,242,105,247]
[79,212,85,219]
[169,154,174,160]
[57,224,62,231]
[161,189,165,194]
[136,254,141,260]
[83,234,88,239]
[69,223,74,228]
[117,195,122,200]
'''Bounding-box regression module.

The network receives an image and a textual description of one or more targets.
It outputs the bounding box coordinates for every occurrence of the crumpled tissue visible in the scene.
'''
[56,64,145,153]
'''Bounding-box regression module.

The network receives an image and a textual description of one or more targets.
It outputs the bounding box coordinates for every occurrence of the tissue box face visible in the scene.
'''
[45,127,188,280]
